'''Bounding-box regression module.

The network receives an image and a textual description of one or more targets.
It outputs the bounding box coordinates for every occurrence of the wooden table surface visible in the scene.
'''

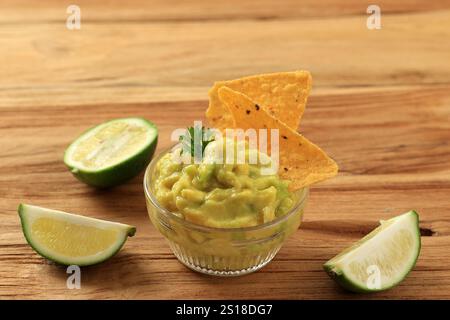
[1,0,450,300]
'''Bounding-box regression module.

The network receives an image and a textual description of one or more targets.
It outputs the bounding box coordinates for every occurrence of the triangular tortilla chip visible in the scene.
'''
[217,87,337,190]
[206,71,312,131]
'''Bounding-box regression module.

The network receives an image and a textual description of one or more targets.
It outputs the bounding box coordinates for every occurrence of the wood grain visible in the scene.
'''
[1,0,448,22]
[1,0,450,300]
[1,7,450,107]
[1,84,450,299]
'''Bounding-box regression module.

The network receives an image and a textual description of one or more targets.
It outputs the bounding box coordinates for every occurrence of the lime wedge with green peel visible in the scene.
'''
[64,117,158,188]
[324,211,421,293]
[18,204,136,266]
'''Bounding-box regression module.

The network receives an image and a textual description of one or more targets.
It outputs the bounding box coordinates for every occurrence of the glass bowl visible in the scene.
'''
[143,145,309,276]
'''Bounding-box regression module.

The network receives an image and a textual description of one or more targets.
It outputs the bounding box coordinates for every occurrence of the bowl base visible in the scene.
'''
[175,253,274,277]
[169,242,280,277]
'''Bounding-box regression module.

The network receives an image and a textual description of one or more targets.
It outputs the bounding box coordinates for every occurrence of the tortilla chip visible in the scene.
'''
[218,87,338,190]
[206,71,312,131]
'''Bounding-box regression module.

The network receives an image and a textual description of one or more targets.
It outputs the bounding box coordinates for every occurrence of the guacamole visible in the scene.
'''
[153,139,295,228]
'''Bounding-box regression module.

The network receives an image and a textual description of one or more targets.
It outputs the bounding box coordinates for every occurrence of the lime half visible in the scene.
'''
[18,204,136,266]
[64,117,158,187]
[324,211,421,293]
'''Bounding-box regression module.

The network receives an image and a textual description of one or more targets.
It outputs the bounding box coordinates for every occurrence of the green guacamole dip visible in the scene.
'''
[153,139,295,228]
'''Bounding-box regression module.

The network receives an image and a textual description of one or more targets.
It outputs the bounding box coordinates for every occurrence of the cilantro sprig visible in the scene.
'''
[179,125,215,160]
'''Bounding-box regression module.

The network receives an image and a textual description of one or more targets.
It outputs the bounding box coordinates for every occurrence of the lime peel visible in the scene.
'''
[64,117,158,187]
[18,204,136,266]
[324,211,421,293]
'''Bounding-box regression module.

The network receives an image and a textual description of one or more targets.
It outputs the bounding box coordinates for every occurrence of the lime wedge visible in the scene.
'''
[18,204,136,266]
[324,211,421,293]
[64,117,158,187]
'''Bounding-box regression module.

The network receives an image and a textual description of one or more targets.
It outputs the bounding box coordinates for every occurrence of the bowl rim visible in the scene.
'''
[143,144,309,233]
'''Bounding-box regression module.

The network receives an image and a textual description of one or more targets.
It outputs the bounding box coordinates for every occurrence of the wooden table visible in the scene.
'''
[1,0,450,299]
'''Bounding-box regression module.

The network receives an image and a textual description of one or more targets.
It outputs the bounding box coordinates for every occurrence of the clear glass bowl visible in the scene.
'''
[143,145,309,276]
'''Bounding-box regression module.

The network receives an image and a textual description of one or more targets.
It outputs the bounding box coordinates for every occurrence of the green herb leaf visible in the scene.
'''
[179,125,215,159]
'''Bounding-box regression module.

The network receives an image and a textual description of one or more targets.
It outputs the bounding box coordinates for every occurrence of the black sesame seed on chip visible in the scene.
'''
[282,135,288,139]
[246,110,251,114]
[255,104,260,110]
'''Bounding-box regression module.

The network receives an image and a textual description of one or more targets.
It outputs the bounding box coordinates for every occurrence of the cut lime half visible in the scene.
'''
[64,117,158,187]
[324,211,421,293]
[18,204,136,266]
